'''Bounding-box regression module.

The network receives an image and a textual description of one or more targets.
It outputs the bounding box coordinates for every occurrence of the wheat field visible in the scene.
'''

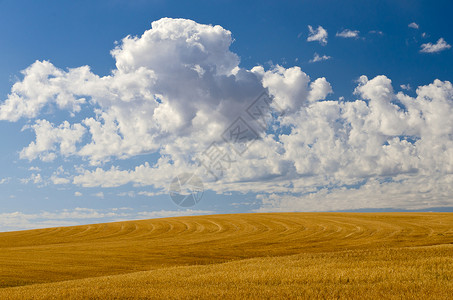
[0,213,452,299]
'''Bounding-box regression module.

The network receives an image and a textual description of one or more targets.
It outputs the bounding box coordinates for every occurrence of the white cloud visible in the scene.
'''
[3,18,266,166]
[420,38,451,53]
[73,161,172,189]
[50,166,70,184]
[20,173,43,185]
[38,207,115,219]
[253,65,332,111]
[408,22,419,29]
[0,207,217,231]
[308,78,333,102]
[0,207,133,232]
[117,191,135,197]
[138,191,160,197]
[111,207,133,211]
[255,174,453,212]
[0,61,89,122]
[307,25,328,45]
[400,84,411,91]
[309,53,331,63]
[136,209,214,219]
[94,192,104,199]
[20,120,85,162]
[74,191,83,197]
[0,177,10,184]
[51,176,70,184]
[71,76,453,209]
[1,18,453,212]
[336,29,359,38]
[369,30,383,35]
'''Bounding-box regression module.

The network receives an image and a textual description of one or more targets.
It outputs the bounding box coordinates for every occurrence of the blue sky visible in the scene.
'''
[0,0,452,231]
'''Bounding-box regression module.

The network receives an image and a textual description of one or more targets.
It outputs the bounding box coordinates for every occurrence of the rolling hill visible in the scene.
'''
[1,213,453,299]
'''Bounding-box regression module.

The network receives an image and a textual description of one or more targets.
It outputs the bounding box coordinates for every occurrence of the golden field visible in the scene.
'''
[0,213,452,299]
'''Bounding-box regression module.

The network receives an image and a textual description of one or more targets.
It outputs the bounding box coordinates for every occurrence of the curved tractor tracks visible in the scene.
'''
[0,212,453,288]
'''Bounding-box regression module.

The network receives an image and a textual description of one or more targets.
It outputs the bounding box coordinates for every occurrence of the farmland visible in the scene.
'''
[1,213,453,299]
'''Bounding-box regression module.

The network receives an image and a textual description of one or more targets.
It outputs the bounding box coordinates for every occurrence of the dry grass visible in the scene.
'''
[0,213,453,298]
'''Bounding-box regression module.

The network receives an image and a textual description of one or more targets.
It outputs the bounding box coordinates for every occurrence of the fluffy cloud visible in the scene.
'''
[408,22,419,29]
[252,77,453,211]
[336,29,359,38]
[255,174,453,212]
[253,65,332,110]
[1,18,453,212]
[3,18,332,171]
[0,61,90,121]
[0,177,10,184]
[307,25,328,45]
[20,173,44,185]
[72,75,453,208]
[4,18,273,166]
[400,84,411,91]
[309,53,331,63]
[20,120,85,162]
[420,38,451,53]
[50,166,70,184]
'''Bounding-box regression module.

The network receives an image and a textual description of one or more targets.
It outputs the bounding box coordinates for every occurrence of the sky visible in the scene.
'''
[0,0,452,231]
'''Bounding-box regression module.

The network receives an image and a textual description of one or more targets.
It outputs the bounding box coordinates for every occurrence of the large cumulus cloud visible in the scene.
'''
[1,18,267,165]
[1,18,452,211]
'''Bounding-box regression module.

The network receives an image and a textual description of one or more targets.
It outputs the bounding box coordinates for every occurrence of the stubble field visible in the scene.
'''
[0,213,452,299]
